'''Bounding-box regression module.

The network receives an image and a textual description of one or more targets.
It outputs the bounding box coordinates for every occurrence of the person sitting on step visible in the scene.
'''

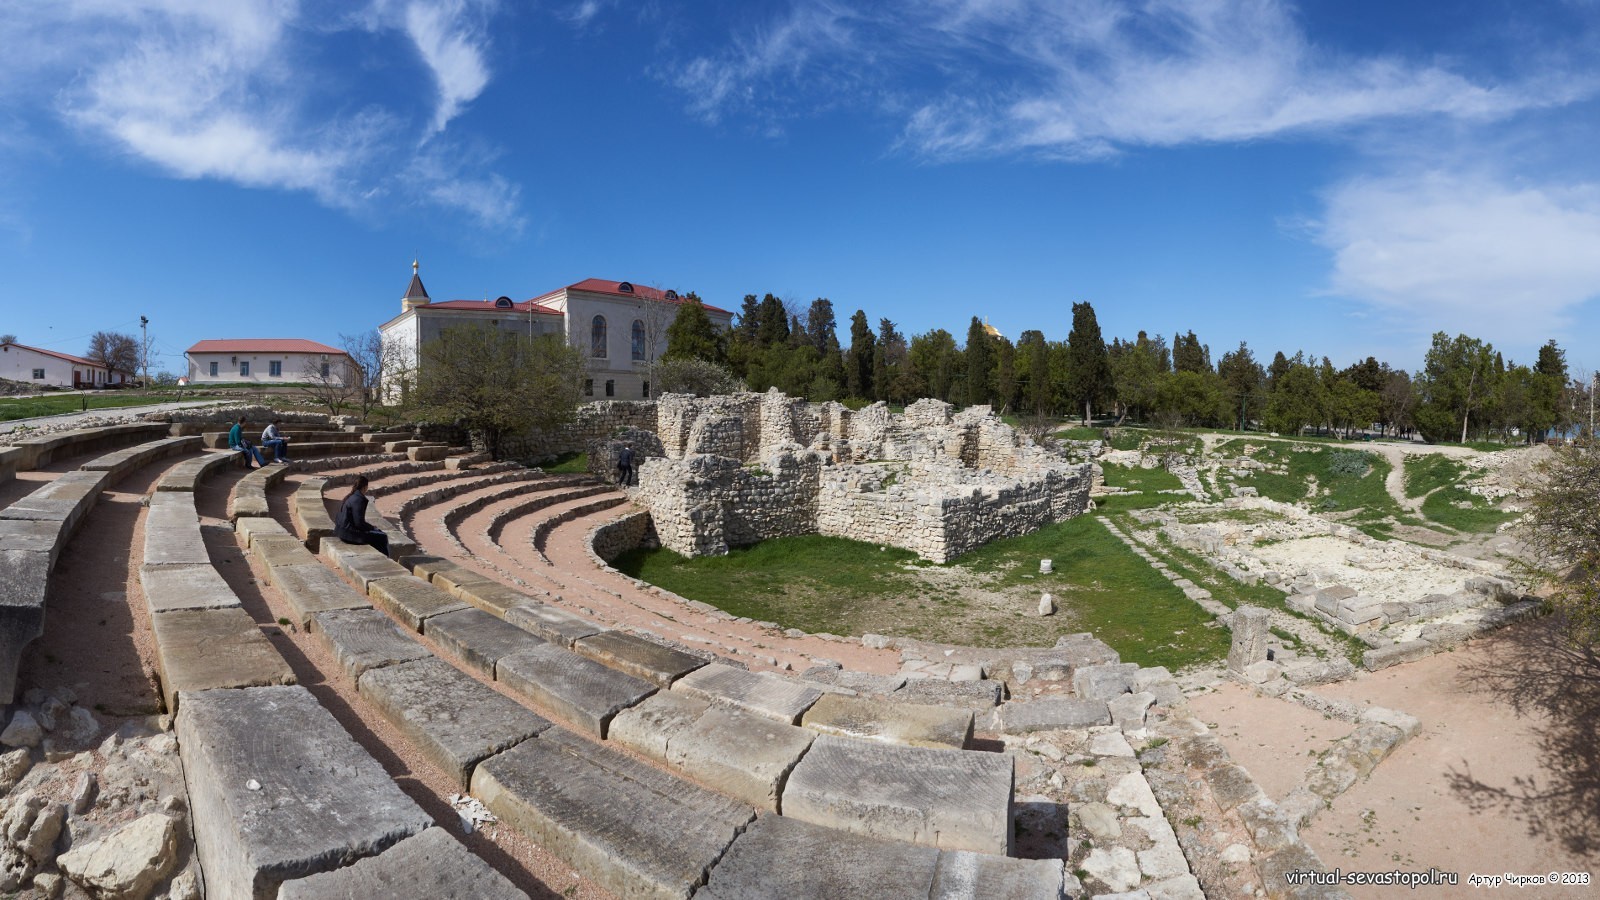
[335,475,390,557]
[228,416,266,469]
[261,418,292,464]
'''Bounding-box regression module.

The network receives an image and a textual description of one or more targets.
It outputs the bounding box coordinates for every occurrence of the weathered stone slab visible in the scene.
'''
[141,524,211,568]
[156,452,233,492]
[266,564,371,627]
[235,516,290,548]
[367,575,468,632]
[1072,663,1139,701]
[250,534,316,569]
[1227,606,1271,673]
[151,608,296,713]
[0,519,63,556]
[672,663,823,725]
[503,602,602,646]
[663,705,813,812]
[138,564,241,613]
[277,826,525,900]
[995,697,1111,733]
[931,849,1067,900]
[697,814,939,900]
[309,608,431,680]
[0,550,49,701]
[1362,640,1432,671]
[892,678,1005,710]
[178,685,431,899]
[782,735,1014,855]
[608,691,712,761]
[320,542,410,591]
[573,630,707,687]
[146,490,199,526]
[455,580,533,617]
[801,693,974,750]
[425,607,546,677]
[799,667,908,696]
[419,559,499,598]
[359,657,550,788]
[497,643,657,738]
[471,729,754,900]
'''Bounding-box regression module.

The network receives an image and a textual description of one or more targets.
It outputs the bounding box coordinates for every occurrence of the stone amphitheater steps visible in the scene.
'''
[133,448,529,897]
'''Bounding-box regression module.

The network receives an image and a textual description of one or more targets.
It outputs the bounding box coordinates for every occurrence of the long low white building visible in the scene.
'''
[185,339,352,385]
[0,341,131,388]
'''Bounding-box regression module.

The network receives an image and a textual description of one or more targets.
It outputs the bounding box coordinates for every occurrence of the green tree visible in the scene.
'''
[664,295,725,363]
[805,299,840,357]
[1065,302,1111,425]
[909,329,961,403]
[1415,332,1498,443]
[1154,370,1229,428]
[756,294,790,348]
[1173,330,1211,374]
[1217,341,1265,430]
[1531,340,1569,441]
[1017,330,1054,416]
[655,357,741,396]
[874,318,909,403]
[1516,445,1600,645]
[414,325,585,460]
[1264,362,1324,435]
[846,310,876,400]
[1111,335,1163,424]
[964,318,995,407]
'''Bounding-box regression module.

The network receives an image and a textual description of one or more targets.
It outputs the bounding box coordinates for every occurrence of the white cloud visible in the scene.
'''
[1315,171,1600,348]
[0,0,520,228]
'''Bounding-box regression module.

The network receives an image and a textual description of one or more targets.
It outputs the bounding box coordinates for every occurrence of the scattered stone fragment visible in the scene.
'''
[1,712,41,749]
[57,812,177,900]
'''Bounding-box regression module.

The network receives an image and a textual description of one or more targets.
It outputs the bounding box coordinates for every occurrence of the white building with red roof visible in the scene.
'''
[378,262,733,401]
[0,341,132,388]
[184,338,352,385]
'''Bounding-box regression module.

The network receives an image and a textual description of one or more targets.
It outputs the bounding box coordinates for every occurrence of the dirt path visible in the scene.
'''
[1192,617,1600,898]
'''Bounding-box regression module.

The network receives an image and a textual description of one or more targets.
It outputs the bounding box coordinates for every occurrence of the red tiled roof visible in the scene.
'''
[425,299,563,314]
[186,339,348,355]
[0,342,102,368]
[533,279,733,315]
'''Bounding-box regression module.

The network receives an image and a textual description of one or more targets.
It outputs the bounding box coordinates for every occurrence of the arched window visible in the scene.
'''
[591,315,608,358]
[631,320,646,361]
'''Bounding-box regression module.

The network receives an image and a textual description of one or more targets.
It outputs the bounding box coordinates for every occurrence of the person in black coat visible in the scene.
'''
[336,475,389,556]
[616,444,636,487]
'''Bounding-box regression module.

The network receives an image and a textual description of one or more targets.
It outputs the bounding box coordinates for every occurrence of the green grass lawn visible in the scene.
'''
[541,451,589,474]
[1419,487,1515,533]
[0,393,174,422]
[1055,426,1104,441]
[616,510,1230,670]
[1100,462,1184,493]
[1402,454,1468,498]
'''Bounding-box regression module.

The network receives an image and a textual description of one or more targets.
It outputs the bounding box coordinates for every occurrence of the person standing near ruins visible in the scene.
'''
[335,475,390,556]
[617,444,636,487]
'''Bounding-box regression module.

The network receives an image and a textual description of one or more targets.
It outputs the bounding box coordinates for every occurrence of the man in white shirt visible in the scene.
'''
[261,419,292,464]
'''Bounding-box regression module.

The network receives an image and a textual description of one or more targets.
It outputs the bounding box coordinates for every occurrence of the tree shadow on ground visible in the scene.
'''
[1446,616,1600,856]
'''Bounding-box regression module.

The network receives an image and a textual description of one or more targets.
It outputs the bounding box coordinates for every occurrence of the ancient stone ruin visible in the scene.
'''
[591,389,1092,562]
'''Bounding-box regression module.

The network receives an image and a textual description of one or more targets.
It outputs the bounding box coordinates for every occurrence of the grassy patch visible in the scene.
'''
[541,451,589,474]
[1215,438,1412,535]
[1402,454,1468,498]
[1420,487,1514,533]
[0,392,173,422]
[1100,462,1183,493]
[1055,426,1104,441]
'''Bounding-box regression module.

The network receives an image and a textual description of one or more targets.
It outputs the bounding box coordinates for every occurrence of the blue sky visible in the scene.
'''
[3,1,1600,377]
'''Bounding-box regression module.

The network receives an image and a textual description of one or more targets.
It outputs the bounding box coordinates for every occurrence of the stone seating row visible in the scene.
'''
[275,534,1049,897]
[200,428,371,449]
[0,422,171,483]
[0,435,198,700]
[529,494,628,560]
[226,459,293,521]
[406,470,584,532]
[481,482,616,543]
[134,479,524,897]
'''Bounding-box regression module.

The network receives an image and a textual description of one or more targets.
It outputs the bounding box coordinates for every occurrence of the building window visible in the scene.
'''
[240,361,250,377]
[631,320,646,361]
[321,363,330,378]
[269,361,282,377]
[31,369,44,380]
[591,316,608,357]
[584,378,594,397]
[642,380,650,398]
[605,379,615,397]
[209,361,218,377]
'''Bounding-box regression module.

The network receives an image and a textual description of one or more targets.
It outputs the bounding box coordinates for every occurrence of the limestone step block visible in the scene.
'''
[471,728,754,900]
[414,558,499,598]
[699,815,1067,900]
[781,735,1014,855]
[663,705,814,812]
[406,444,448,462]
[456,580,535,617]
[994,697,1111,733]
[250,534,317,570]
[309,608,432,680]
[367,515,416,561]
[609,691,712,761]
[504,602,603,647]
[801,693,974,750]
[383,440,425,453]
[81,435,200,477]
[150,607,296,713]
[146,490,199,526]
[234,517,290,548]
[367,575,468,632]
[277,826,525,900]
[799,667,908,696]
[672,663,823,725]
[141,524,211,568]
[697,813,939,900]
[291,480,335,551]
[497,643,657,738]
[359,657,551,788]
[138,564,241,614]
[178,685,431,899]
[0,549,49,701]
[320,541,410,591]
[572,630,707,687]
[0,518,65,557]
[425,607,547,677]
[266,563,371,627]
[1361,640,1432,671]
[893,678,1004,710]
[156,452,233,492]
[1072,663,1140,701]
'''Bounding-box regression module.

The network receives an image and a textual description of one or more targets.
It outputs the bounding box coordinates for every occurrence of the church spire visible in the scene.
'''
[402,258,431,312]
